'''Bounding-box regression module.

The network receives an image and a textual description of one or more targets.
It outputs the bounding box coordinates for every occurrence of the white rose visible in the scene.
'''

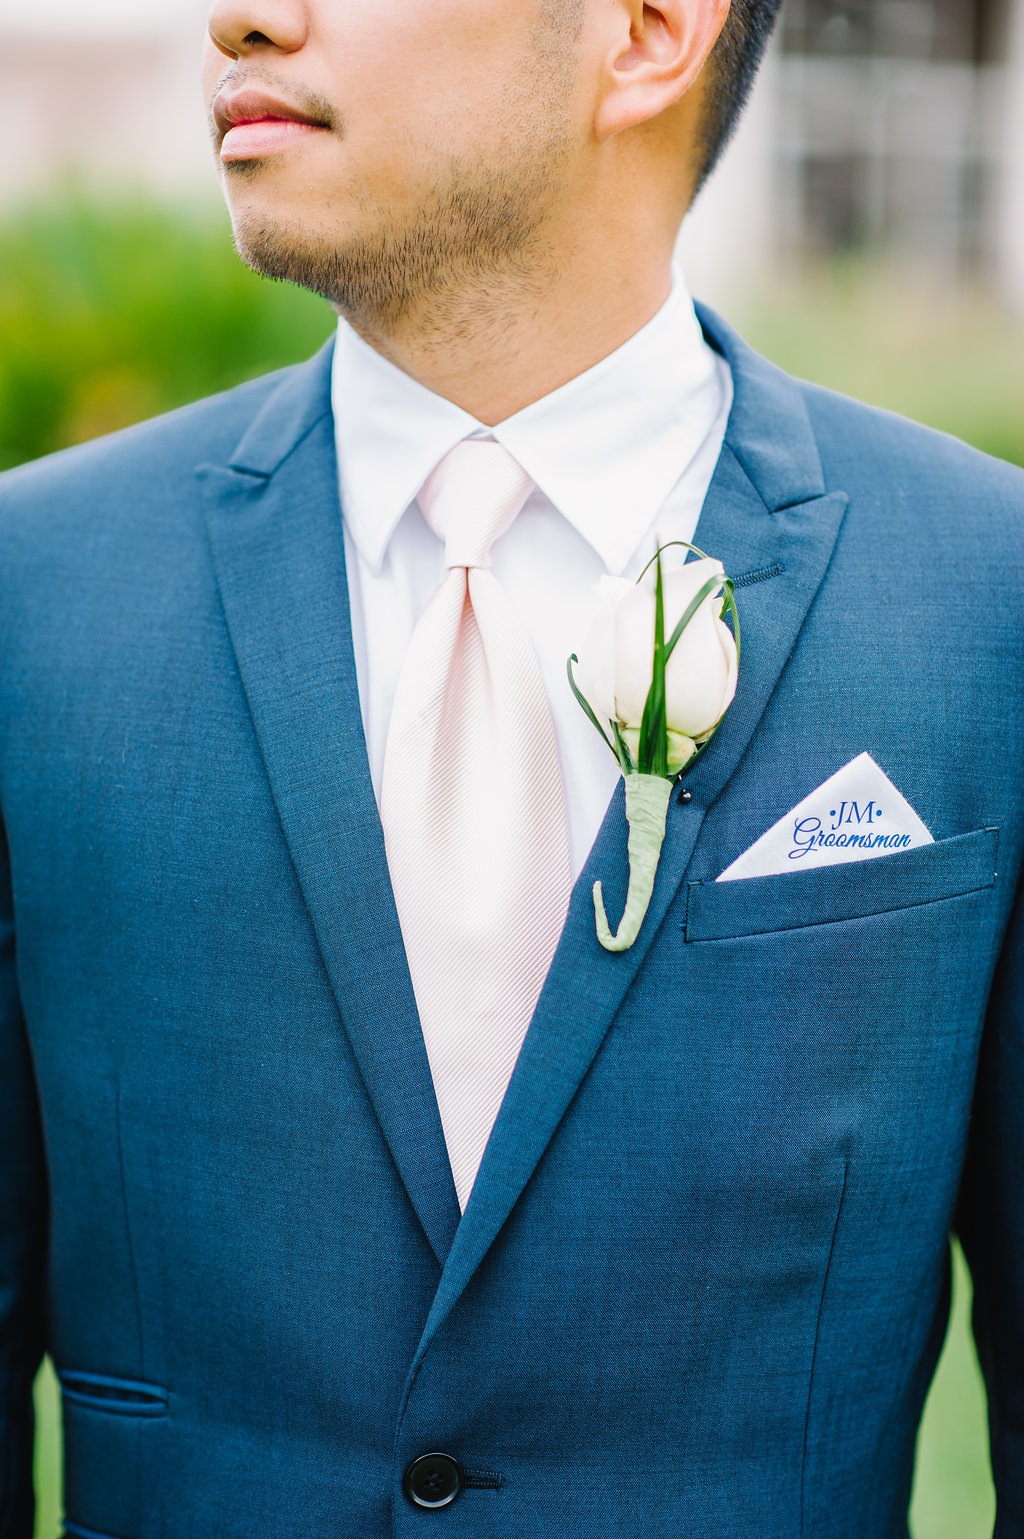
[574,557,737,754]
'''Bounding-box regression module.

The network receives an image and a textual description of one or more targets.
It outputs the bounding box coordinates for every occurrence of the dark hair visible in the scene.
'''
[693,0,784,195]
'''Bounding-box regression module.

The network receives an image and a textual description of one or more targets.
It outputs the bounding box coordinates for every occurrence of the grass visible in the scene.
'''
[910,1244,995,1537]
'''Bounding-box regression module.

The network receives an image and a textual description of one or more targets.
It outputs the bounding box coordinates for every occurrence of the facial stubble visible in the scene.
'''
[221,50,579,339]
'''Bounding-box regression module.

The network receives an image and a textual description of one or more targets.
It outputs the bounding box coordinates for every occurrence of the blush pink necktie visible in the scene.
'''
[380,439,573,1211]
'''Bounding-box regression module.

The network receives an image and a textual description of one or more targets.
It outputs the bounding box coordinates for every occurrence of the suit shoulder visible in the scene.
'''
[0,352,337,565]
[798,376,1024,514]
[0,366,289,508]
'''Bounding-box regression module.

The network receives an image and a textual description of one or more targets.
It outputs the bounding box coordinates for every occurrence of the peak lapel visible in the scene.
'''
[196,344,461,1266]
[410,310,850,1359]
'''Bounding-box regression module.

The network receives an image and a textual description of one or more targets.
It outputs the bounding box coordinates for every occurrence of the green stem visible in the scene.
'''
[593,773,674,953]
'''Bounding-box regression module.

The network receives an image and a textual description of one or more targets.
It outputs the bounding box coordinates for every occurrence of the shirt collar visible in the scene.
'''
[331,265,726,576]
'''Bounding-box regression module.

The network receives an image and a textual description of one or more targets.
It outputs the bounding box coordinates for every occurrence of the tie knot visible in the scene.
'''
[417,440,534,569]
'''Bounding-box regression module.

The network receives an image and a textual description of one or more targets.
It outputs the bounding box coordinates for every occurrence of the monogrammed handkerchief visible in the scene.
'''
[717,752,933,881]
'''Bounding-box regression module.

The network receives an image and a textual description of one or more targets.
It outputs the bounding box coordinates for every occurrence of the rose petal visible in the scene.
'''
[611,558,732,734]
[573,577,632,728]
[662,582,737,738]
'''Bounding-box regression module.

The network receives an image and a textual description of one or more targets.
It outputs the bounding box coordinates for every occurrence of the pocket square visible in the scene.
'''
[716,752,933,882]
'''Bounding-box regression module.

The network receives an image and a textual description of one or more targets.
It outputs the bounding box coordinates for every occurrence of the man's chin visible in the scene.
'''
[224,156,560,325]
[231,220,313,282]
[228,214,357,309]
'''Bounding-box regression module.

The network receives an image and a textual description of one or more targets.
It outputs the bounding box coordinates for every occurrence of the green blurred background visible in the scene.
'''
[2,195,1022,475]
[3,193,1020,1536]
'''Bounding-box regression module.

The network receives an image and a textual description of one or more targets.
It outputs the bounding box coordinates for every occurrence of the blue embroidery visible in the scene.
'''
[789,801,912,860]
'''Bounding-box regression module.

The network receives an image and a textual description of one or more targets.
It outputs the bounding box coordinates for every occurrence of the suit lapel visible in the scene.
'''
[194,310,849,1347]
[410,308,850,1361]
[196,344,461,1267]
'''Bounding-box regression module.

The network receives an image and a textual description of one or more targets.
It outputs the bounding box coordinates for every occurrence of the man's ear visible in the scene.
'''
[594,0,731,141]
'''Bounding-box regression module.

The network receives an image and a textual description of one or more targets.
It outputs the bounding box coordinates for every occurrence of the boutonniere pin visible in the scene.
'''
[568,544,740,952]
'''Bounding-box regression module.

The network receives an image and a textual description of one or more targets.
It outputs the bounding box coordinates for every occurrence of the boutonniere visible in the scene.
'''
[568,544,740,952]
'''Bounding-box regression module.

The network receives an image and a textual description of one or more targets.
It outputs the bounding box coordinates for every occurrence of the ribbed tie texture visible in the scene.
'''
[380,440,573,1210]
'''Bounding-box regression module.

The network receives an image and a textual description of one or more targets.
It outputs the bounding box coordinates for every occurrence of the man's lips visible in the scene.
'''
[214,89,331,160]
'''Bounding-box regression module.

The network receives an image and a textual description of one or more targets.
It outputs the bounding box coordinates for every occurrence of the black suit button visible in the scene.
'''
[403,1452,465,1509]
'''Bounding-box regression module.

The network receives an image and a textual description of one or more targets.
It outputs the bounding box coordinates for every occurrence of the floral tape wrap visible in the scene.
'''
[593,773,674,952]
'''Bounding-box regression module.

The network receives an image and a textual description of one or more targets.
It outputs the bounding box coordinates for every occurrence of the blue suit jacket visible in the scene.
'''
[1,308,1022,1538]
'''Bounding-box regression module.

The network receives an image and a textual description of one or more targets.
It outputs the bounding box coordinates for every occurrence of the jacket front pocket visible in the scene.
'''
[57,1367,168,1418]
[63,1521,131,1539]
[684,826,999,941]
[59,1371,167,1539]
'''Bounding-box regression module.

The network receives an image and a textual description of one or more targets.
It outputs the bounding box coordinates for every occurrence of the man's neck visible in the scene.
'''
[335,248,676,427]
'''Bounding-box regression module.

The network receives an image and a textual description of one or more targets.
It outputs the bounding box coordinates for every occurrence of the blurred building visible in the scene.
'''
[686,0,1024,311]
[2,0,1023,312]
[1,20,209,199]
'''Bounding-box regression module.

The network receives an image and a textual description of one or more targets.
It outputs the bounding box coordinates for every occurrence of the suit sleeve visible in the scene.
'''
[956,872,1024,1523]
[0,813,47,1539]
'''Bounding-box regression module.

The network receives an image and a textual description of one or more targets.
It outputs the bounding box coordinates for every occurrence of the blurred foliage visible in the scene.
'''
[0,192,333,473]
[0,193,1022,474]
[909,1242,994,1538]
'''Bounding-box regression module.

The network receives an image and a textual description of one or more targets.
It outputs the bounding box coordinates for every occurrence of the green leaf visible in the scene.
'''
[569,545,741,787]
[636,539,712,583]
[610,720,635,775]
[566,654,616,756]
[630,547,742,783]
[638,548,669,777]
[720,578,742,667]
[662,572,726,666]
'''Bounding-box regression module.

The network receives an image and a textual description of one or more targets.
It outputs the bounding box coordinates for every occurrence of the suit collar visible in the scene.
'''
[227,341,336,476]
[331,268,726,579]
[694,302,826,510]
[226,302,826,510]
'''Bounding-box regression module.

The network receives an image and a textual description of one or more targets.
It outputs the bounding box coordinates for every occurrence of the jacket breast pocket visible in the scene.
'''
[683,826,999,942]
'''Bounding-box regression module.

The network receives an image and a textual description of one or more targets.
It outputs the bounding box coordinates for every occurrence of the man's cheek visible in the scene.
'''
[200,37,223,90]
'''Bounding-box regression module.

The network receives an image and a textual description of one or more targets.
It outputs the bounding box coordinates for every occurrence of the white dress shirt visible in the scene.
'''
[332,268,733,877]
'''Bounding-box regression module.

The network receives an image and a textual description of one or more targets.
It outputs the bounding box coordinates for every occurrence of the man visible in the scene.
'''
[1,0,1022,1533]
